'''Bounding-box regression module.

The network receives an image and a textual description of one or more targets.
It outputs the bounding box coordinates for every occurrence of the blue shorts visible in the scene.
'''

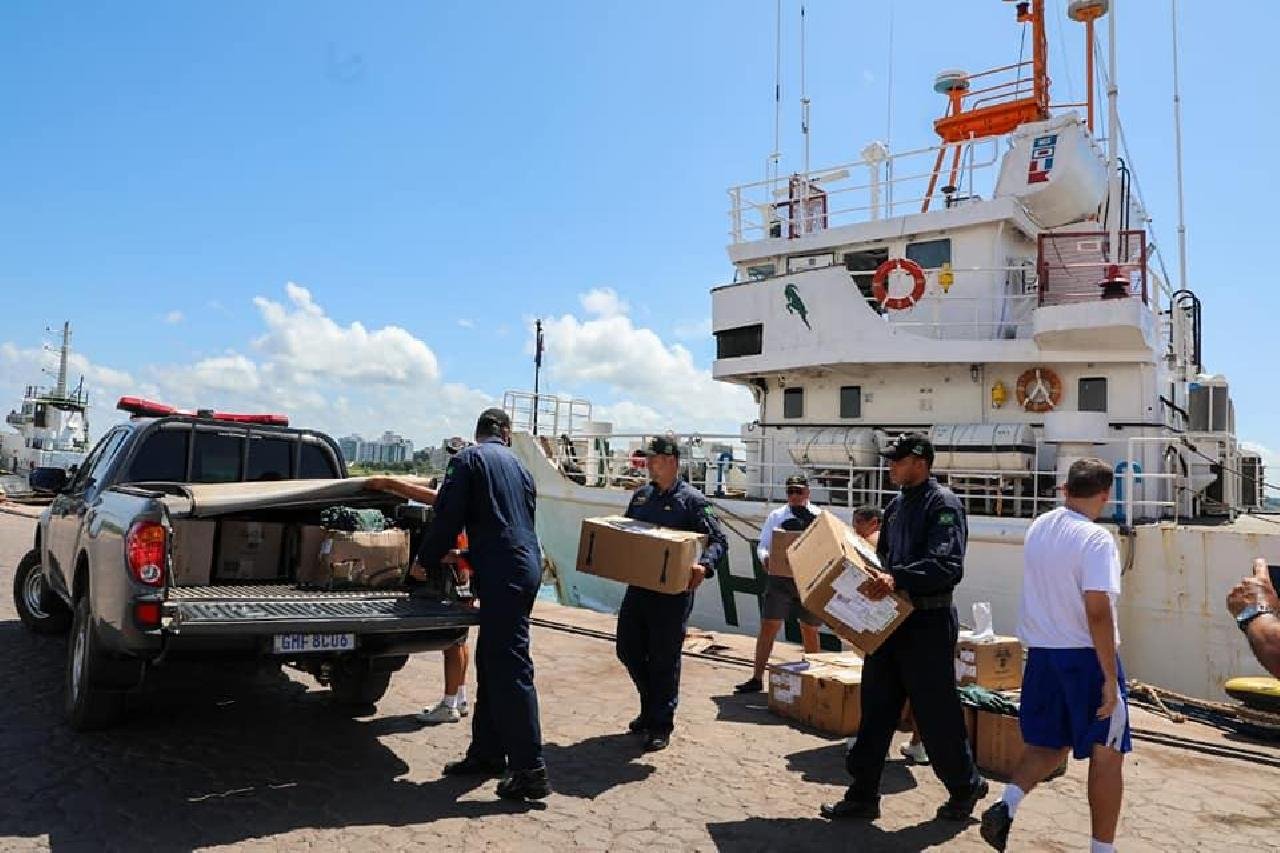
[1020,647,1132,759]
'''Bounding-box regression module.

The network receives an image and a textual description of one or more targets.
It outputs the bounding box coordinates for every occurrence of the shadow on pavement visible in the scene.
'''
[706,815,968,852]
[0,618,541,852]
[710,692,800,727]
[542,732,655,799]
[784,744,919,795]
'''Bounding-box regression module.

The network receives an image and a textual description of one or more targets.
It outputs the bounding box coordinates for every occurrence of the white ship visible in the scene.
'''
[2,322,91,479]
[505,1,1275,703]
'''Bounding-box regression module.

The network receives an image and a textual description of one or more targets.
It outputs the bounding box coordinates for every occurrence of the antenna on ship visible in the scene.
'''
[799,3,810,179]
[1170,0,1189,291]
[768,0,782,192]
[54,321,70,398]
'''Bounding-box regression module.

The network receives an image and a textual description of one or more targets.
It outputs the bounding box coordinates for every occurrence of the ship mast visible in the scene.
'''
[53,321,70,399]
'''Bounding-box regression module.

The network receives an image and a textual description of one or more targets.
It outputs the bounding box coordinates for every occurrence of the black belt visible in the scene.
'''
[910,592,954,610]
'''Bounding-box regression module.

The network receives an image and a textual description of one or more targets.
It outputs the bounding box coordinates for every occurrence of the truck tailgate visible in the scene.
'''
[162,585,479,636]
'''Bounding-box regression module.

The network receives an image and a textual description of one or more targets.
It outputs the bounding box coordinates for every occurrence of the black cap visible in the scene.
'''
[784,474,809,487]
[646,436,680,457]
[880,432,935,465]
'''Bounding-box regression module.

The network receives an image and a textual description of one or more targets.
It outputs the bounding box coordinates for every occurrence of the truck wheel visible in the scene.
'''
[13,549,72,635]
[329,658,393,707]
[65,597,127,731]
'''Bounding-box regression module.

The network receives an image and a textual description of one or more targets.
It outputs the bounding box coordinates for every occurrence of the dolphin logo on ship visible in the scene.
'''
[784,284,812,329]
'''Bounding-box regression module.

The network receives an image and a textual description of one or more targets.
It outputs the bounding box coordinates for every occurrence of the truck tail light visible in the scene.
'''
[126,521,167,586]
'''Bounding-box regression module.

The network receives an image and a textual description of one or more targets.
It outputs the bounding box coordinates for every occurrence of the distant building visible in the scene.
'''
[339,431,414,465]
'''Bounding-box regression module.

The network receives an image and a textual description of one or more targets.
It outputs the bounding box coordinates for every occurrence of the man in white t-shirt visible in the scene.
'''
[981,458,1131,853]
[733,474,823,694]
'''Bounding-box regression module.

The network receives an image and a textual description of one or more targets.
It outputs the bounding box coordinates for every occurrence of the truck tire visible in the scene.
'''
[65,596,127,731]
[329,657,393,707]
[13,549,72,635]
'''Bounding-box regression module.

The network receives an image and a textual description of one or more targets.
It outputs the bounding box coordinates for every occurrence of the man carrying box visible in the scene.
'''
[616,436,728,752]
[733,474,824,695]
[980,459,1131,853]
[823,432,987,823]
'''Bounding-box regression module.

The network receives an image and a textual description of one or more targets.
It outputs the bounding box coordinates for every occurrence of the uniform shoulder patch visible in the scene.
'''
[937,509,958,526]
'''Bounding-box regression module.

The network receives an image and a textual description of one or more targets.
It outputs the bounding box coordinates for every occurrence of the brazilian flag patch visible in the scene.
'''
[938,510,957,526]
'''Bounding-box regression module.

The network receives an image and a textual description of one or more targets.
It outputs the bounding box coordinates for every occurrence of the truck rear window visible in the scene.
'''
[299,442,339,479]
[124,429,189,482]
[192,432,244,483]
[247,435,294,481]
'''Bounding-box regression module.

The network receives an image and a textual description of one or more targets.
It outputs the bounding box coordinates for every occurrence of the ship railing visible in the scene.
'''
[728,135,1004,243]
[1038,231,1149,307]
[502,391,594,440]
[534,430,1183,524]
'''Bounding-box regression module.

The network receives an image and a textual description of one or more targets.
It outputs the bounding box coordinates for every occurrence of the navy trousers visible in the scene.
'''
[845,606,981,800]
[615,586,694,734]
[467,583,544,771]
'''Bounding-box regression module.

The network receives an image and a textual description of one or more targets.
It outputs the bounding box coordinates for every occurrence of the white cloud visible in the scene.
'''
[457,318,476,329]
[251,282,439,386]
[536,291,755,434]
[579,287,629,318]
[164,310,184,325]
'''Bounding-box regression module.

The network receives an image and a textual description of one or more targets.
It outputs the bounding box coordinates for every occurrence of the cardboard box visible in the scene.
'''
[767,529,803,577]
[974,701,1067,780]
[786,512,913,655]
[768,656,865,736]
[576,516,706,594]
[956,636,1024,690]
[296,526,410,588]
[807,665,862,736]
[216,521,285,581]
[171,520,216,586]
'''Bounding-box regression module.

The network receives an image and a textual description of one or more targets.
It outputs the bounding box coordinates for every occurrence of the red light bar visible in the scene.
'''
[116,397,289,427]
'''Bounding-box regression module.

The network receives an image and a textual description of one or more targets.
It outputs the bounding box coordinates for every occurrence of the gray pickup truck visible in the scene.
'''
[12,401,478,730]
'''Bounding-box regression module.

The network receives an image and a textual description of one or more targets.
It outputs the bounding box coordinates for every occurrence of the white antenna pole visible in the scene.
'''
[885,3,895,214]
[769,0,782,189]
[800,3,810,178]
[1171,0,1188,291]
[54,321,70,398]
[1106,1,1121,266]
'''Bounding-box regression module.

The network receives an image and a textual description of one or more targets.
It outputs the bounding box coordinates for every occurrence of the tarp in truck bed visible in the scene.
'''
[147,476,435,518]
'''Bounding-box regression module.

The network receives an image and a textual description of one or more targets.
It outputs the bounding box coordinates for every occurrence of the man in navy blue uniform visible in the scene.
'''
[822,432,988,822]
[421,408,549,800]
[617,436,728,752]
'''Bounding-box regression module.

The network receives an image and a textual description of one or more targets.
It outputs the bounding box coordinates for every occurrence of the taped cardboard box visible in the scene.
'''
[806,664,863,736]
[216,521,285,581]
[296,525,410,589]
[767,661,813,723]
[766,529,802,577]
[576,516,706,595]
[171,520,216,585]
[955,635,1024,690]
[786,512,913,655]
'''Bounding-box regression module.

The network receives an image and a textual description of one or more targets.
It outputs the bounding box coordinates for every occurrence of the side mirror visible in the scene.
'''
[29,467,69,495]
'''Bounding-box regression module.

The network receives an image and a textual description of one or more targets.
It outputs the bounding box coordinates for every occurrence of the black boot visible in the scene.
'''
[442,754,506,778]
[496,766,551,800]
[820,792,880,821]
[627,715,646,734]
[937,777,990,821]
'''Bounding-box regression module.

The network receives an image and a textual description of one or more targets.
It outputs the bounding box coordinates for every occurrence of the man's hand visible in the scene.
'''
[1227,558,1280,617]
[864,570,896,601]
[1097,678,1119,720]
[687,564,706,592]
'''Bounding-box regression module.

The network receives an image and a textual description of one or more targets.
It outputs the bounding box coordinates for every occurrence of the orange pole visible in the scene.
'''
[1085,18,1095,132]
[945,144,964,200]
[1022,0,1049,117]
[921,145,948,213]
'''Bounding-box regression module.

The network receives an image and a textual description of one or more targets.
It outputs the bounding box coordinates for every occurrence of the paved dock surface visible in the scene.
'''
[1,512,1277,851]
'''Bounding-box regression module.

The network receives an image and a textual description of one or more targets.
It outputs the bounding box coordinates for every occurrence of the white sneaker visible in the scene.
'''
[899,741,929,764]
[416,700,462,724]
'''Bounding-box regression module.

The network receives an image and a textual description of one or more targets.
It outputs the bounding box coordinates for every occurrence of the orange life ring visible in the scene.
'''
[1015,367,1063,413]
[871,258,927,310]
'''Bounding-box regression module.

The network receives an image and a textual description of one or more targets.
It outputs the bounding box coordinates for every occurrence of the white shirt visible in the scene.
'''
[1018,506,1122,649]
[758,503,822,563]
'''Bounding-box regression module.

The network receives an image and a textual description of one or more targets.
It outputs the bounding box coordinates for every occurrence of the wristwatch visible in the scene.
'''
[1236,603,1277,633]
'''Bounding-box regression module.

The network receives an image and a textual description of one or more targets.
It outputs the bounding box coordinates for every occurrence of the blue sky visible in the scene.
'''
[1,1,1276,458]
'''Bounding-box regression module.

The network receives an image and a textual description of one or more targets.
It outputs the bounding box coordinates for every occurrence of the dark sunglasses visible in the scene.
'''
[785,486,806,495]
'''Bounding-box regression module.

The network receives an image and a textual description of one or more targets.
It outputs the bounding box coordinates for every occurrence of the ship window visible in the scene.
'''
[1079,377,1108,412]
[715,324,763,359]
[192,431,244,483]
[783,387,804,419]
[840,385,863,419]
[905,238,952,270]
[125,429,190,482]
[843,247,889,308]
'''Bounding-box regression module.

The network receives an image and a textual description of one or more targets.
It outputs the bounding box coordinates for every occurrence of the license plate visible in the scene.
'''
[272,633,356,654]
